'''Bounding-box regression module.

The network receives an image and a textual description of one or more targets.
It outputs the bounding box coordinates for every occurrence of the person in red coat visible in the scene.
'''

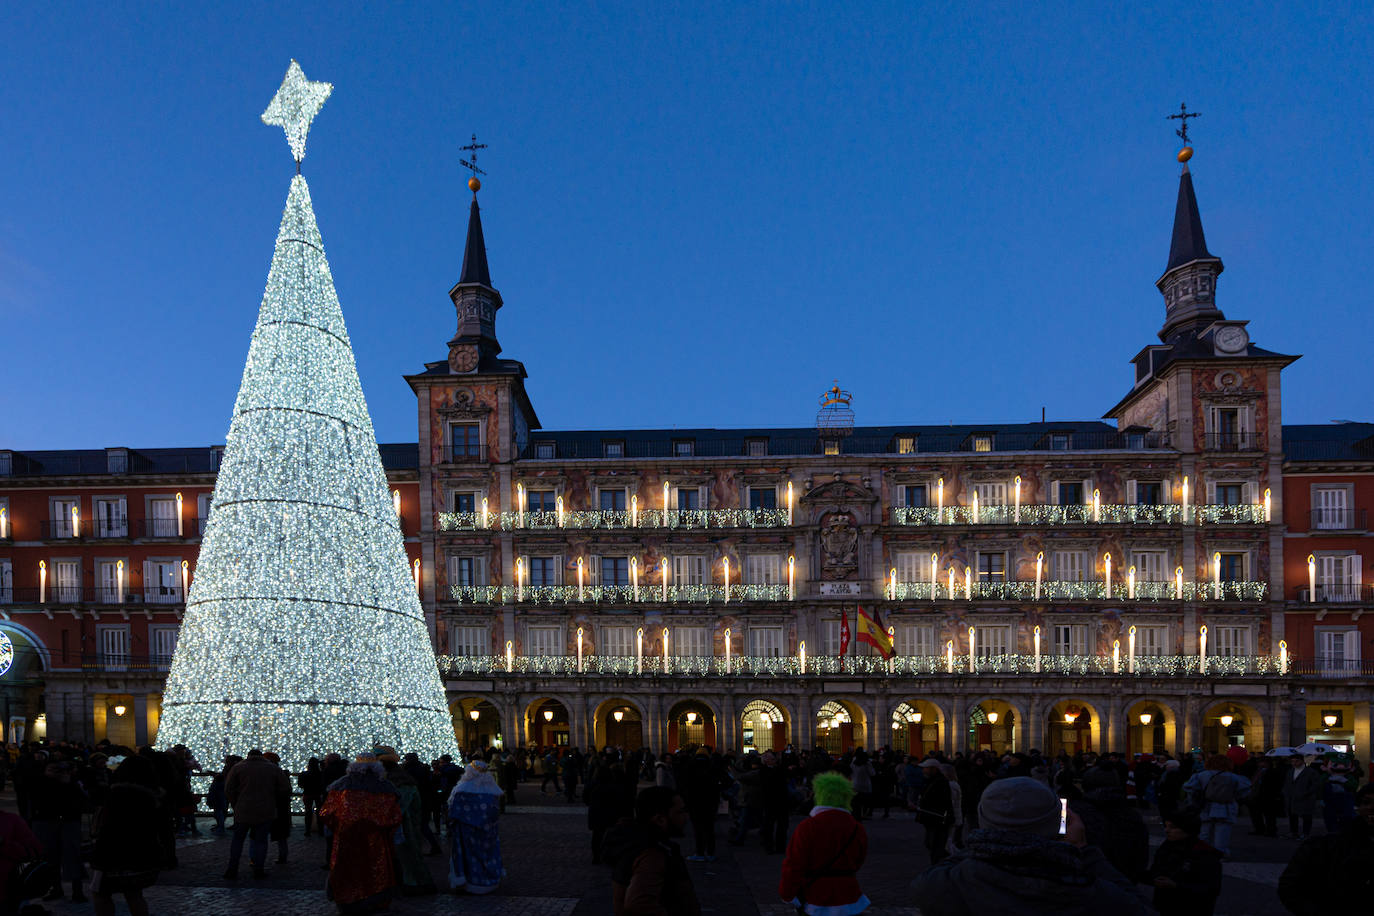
[779,771,870,915]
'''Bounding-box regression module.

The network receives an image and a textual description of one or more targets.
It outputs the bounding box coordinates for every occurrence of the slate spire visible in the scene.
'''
[1165,166,1213,273]
[1156,162,1224,341]
[458,196,492,287]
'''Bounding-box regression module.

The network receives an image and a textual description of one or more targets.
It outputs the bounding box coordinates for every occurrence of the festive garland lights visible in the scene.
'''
[893,504,1265,526]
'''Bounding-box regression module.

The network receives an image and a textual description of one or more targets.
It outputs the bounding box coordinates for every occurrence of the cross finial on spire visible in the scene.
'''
[460,134,488,195]
[261,60,333,170]
[1167,102,1201,148]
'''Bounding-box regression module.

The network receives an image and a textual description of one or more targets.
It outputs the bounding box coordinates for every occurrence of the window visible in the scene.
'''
[823,440,840,456]
[1134,625,1168,656]
[974,626,1009,656]
[528,626,564,657]
[150,625,179,670]
[1317,554,1361,601]
[598,488,627,512]
[600,626,633,657]
[0,560,12,603]
[676,488,700,510]
[1314,487,1350,529]
[98,625,130,671]
[1216,552,1245,582]
[748,487,777,510]
[527,489,556,513]
[602,441,624,459]
[148,497,177,537]
[1055,481,1084,505]
[1211,626,1249,656]
[746,439,768,457]
[106,449,128,474]
[145,560,180,603]
[450,626,487,657]
[674,627,710,657]
[976,551,1006,582]
[1131,550,1168,582]
[1214,483,1244,506]
[526,556,557,586]
[447,556,482,587]
[53,560,80,602]
[1050,434,1070,450]
[534,441,555,459]
[1134,481,1163,505]
[673,440,695,457]
[899,484,928,508]
[972,436,993,453]
[750,627,783,657]
[51,499,77,538]
[1211,407,1241,446]
[896,436,916,454]
[96,559,123,603]
[1052,624,1089,656]
[1317,630,1361,675]
[1127,432,1146,449]
[823,620,851,656]
[1052,550,1087,582]
[894,624,935,658]
[93,497,127,537]
[745,554,782,585]
[895,551,931,583]
[600,556,629,586]
[449,422,481,459]
[973,483,1007,506]
[672,555,706,586]
[450,491,478,514]
[198,493,213,533]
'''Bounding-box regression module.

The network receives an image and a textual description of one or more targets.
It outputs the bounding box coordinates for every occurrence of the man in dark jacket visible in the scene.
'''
[223,749,290,879]
[605,786,700,916]
[1143,809,1223,916]
[1278,783,1374,915]
[1281,755,1322,840]
[1069,764,1149,882]
[912,776,1145,916]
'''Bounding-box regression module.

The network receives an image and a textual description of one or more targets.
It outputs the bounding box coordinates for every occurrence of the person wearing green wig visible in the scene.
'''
[778,772,870,914]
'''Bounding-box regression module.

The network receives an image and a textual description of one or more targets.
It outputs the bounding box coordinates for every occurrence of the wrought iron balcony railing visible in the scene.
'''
[438,507,790,531]
[0,587,185,606]
[1309,509,1368,531]
[1286,657,1374,677]
[886,580,1267,602]
[448,584,791,605]
[892,504,1266,526]
[79,653,174,672]
[1294,584,1372,604]
[436,652,1287,679]
[1204,432,1264,452]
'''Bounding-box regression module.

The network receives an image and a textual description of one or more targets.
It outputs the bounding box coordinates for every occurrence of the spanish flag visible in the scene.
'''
[855,606,895,659]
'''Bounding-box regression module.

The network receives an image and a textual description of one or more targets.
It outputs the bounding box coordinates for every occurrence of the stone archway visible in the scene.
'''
[815,699,867,754]
[740,699,789,752]
[666,699,717,752]
[891,699,944,758]
[1201,700,1265,757]
[1123,697,1181,757]
[1044,698,1103,755]
[967,698,1022,753]
[593,698,645,751]
[526,698,572,749]
[451,697,502,752]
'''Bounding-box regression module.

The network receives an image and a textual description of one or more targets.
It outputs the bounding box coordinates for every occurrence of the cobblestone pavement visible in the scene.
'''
[15,787,1304,915]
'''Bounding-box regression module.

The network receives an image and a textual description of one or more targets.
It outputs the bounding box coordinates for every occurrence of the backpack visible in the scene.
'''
[1203,772,1237,804]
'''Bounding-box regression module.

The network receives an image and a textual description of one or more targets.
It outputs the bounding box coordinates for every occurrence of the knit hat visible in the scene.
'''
[977,776,1061,838]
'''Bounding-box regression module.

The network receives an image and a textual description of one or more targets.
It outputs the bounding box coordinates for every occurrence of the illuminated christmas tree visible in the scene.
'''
[157,61,459,768]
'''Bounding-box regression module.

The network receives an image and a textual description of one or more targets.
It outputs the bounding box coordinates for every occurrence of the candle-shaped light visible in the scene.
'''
[517,482,526,527]
[413,557,421,593]
[787,481,794,525]
[1092,488,1101,522]
[1181,476,1190,523]
[506,640,514,672]
[0,506,7,539]
[661,558,670,602]
[724,627,732,670]
[1175,566,1184,600]
[631,494,638,527]
[1198,625,1208,673]
[1112,638,1120,673]
[481,497,489,528]
[1212,551,1221,600]
[1014,475,1022,524]
[116,559,125,604]
[181,559,189,598]
[968,626,976,672]
[971,489,980,524]
[662,627,669,672]
[630,557,639,601]
[39,560,46,603]
[577,557,585,601]
[1307,554,1316,602]
[663,481,671,526]
[964,567,972,600]
[577,627,585,673]
[930,553,938,601]
[1104,552,1112,596]
[946,639,954,673]
[889,567,897,601]
[788,555,795,600]
[515,557,524,602]
[636,627,643,674]
[1034,625,1041,672]
[391,489,400,517]
[1263,487,1272,523]
[176,492,185,535]
[1128,564,1136,600]
[887,626,896,674]
[1128,625,1137,673]
[556,495,565,528]
[799,640,806,674]
[937,477,945,521]
[1035,551,1043,600]
[1279,638,1288,674]
[947,567,955,600]
[722,556,731,603]
[71,505,80,538]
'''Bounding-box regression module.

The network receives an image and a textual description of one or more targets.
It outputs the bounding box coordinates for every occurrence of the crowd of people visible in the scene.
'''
[0,738,1367,914]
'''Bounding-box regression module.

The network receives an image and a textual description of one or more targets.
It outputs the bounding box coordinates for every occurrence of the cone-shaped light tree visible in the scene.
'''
[157,62,460,768]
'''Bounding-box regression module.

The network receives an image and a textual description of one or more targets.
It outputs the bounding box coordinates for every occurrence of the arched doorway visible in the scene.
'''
[1125,699,1175,756]
[741,699,788,752]
[1202,701,1263,757]
[452,698,502,751]
[892,700,942,757]
[526,698,571,748]
[816,700,866,754]
[666,699,716,752]
[1046,700,1100,755]
[595,698,644,751]
[968,700,1016,753]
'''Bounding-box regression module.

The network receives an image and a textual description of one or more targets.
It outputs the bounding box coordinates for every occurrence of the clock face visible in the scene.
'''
[449,345,479,373]
[1216,326,1248,353]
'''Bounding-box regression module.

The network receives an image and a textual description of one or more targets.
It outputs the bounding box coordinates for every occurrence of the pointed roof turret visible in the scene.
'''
[458,196,492,287]
[1165,166,1213,272]
[1156,150,1224,342]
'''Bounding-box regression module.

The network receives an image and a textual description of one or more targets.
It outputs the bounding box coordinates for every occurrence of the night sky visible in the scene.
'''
[3,2,1371,448]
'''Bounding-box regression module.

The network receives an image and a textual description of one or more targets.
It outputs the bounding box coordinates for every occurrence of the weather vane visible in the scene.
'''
[261,60,333,171]
[460,134,488,195]
[1167,102,1201,149]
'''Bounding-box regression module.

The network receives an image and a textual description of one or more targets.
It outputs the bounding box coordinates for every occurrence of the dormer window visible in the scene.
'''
[1050,434,1070,451]
[896,436,916,454]
[746,438,768,457]
[534,441,555,459]
[673,440,695,458]
[602,441,624,459]
[972,435,993,453]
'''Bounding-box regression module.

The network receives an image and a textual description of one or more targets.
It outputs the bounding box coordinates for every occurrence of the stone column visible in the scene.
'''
[1025,695,1045,752]
[948,695,967,756]
[133,693,149,747]
[721,691,737,752]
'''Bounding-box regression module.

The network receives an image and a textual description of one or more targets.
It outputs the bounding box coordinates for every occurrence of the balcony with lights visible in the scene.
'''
[891,503,1267,527]
[438,507,790,532]
[884,580,1269,603]
[448,583,792,605]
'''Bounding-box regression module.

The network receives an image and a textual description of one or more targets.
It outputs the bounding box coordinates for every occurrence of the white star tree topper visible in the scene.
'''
[261,60,333,163]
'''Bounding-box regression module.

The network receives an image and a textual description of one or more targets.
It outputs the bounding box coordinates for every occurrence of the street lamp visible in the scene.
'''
[1139,712,1153,726]
[1219,713,1234,728]
[613,710,624,723]
[469,709,480,722]
[987,711,999,725]
[112,704,127,717]
[686,711,698,725]
[1323,713,1338,728]
[543,709,554,722]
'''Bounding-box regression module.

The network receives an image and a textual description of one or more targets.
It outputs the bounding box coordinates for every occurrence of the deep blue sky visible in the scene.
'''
[3,2,1371,449]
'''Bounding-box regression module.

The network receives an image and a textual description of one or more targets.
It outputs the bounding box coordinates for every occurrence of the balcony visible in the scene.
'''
[888,580,1268,602]
[138,518,200,538]
[448,583,791,605]
[0,587,185,606]
[1287,657,1374,678]
[892,503,1265,526]
[439,445,487,465]
[1204,432,1264,452]
[437,652,1285,679]
[80,653,174,673]
[1294,584,1372,604]
[437,507,789,531]
[1309,509,1368,531]
[92,518,131,538]
[39,520,79,539]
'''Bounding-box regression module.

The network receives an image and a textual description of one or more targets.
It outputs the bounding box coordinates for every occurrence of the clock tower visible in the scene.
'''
[447,188,503,373]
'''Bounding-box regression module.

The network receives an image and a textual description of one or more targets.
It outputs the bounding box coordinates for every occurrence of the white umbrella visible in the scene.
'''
[1295,742,1334,756]
[1265,746,1298,757]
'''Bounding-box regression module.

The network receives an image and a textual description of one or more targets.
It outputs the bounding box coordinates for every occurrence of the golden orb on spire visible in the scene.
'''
[468,176,481,192]
[1177,146,1194,163]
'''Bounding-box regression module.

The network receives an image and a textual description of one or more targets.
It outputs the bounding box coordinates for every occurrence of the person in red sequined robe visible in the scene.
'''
[320,755,403,914]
